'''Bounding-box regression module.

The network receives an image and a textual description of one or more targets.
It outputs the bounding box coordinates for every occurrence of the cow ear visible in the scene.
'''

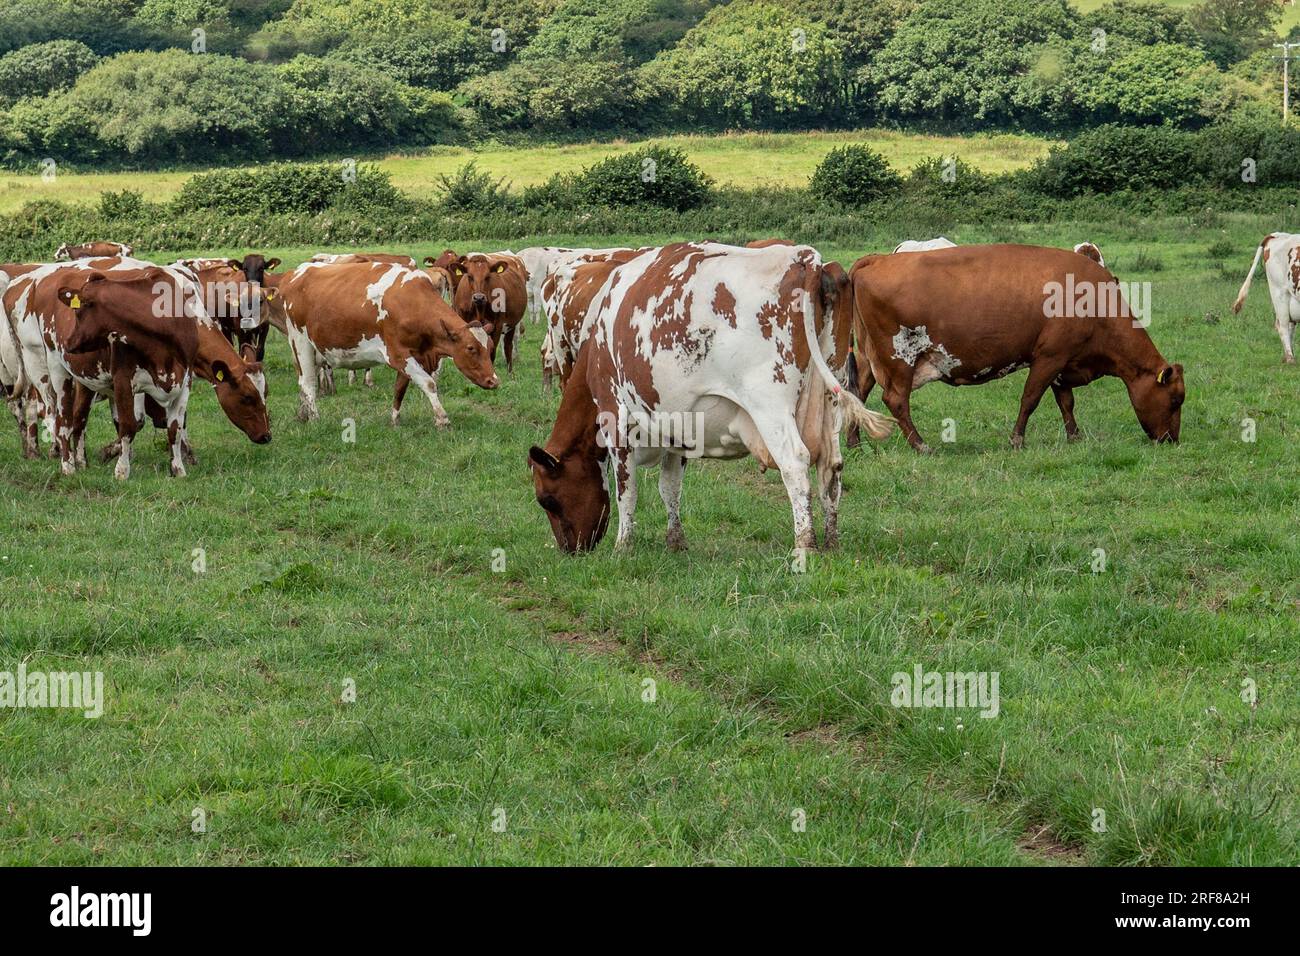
[230,258,244,271]
[478,319,495,336]
[212,360,230,383]
[529,446,560,476]
[1156,365,1176,385]
[58,286,88,310]
[266,258,281,271]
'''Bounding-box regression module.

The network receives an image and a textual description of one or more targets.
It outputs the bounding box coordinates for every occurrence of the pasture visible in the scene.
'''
[0,129,1053,215]
[0,212,1297,865]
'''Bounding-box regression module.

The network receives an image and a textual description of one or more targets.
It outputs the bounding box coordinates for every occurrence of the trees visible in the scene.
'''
[0,41,99,106]
[520,0,707,64]
[1190,0,1283,68]
[639,1,847,127]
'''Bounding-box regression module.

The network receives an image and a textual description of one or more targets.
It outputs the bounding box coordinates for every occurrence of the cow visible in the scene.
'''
[4,262,204,478]
[443,253,529,374]
[55,241,134,261]
[893,238,957,253]
[1232,233,1300,364]
[0,264,44,457]
[539,248,645,392]
[529,242,894,554]
[846,244,1184,452]
[274,259,499,426]
[1073,242,1106,268]
[517,247,596,328]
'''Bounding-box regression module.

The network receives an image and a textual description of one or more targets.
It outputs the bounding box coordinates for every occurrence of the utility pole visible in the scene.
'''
[1275,42,1300,123]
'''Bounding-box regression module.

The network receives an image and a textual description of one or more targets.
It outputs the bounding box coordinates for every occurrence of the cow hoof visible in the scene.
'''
[1010,436,1025,450]
[666,531,688,552]
[1286,357,1296,365]
[822,532,840,551]
[297,406,318,423]
[61,461,76,477]
[170,464,187,478]
[435,417,451,429]
[389,411,400,427]
[1066,431,1082,443]
[113,465,130,481]
[915,442,933,455]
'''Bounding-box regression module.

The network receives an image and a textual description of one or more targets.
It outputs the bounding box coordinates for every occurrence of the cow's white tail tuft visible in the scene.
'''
[1233,239,1268,314]
[801,282,894,441]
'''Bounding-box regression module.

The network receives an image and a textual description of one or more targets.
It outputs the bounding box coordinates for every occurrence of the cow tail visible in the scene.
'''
[1232,239,1267,314]
[801,281,894,441]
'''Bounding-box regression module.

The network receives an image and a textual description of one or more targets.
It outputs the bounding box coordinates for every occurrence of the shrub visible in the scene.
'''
[1029,125,1200,196]
[0,40,98,106]
[904,155,991,200]
[570,144,713,210]
[809,144,901,206]
[435,161,513,213]
[175,162,402,216]
[98,188,145,219]
[1196,113,1300,187]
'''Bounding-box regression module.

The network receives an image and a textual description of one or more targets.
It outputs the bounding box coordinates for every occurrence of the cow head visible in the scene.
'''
[210,357,271,445]
[1127,363,1184,443]
[440,316,500,391]
[450,254,521,330]
[54,244,71,261]
[236,254,280,286]
[54,272,134,354]
[528,445,610,553]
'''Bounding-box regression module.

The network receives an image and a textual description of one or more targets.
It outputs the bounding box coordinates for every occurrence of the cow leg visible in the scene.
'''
[50,371,79,476]
[364,368,374,388]
[753,413,816,551]
[319,364,336,395]
[1052,383,1081,441]
[399,357,451,428]
[69,383,94,470]
[503,325,517,375]
[817,453,844,550]
[347,370,356,387]
[879,378,928,453]
[612,446,638,551]
[287,324,320,422]
[1278,317,1296,365]
[1011,361,1065,450]
[163,382,191,478]
[658,453,687,551]
[110,371,140,481]
[391,372,411,426]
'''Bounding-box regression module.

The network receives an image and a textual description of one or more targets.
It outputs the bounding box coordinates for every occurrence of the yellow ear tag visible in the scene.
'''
[267,291,276,300]
[1156,368,1169,384]
[69,295,81,310]
[215,370,225,381]
[495,264,505,273]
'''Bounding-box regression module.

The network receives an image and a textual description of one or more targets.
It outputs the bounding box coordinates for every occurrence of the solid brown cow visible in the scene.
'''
[847,244,1184,451]
[276,259,499,425]
[448,253,528,373]
[55,241,134,261]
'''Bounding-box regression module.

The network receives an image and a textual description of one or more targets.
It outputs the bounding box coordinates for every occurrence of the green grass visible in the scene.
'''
[1072,0,1300,35]
[1,210,1298,865]
[0,128,1053,216]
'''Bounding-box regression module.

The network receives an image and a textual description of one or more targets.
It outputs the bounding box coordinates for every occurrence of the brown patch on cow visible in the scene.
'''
[712,282,737,328]
[1263,234,1273,262]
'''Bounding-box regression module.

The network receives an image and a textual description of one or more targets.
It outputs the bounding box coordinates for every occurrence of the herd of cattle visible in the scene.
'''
[5,228,1292,552]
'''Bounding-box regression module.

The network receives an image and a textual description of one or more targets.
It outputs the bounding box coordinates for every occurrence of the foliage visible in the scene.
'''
[0,41,99,106]
[435,161,513,212]
[174,160,402,215]
[520,0,707,64]
[809,144,900,206]
[1029,124,1201,195]
[566,144,713,209]
[1189,0,1283,68]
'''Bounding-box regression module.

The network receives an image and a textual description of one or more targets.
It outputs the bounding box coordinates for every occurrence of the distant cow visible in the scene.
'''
[847,244,1184,451]
[310,253,418,268]
[893,238,957,253]
[446,253,528,373]
[1073,242,1106,267]
[1232,232,1300,364]
[4,262,204,478]
[529,242,893,554]
[55,241,134,261]
[275,259,499,425]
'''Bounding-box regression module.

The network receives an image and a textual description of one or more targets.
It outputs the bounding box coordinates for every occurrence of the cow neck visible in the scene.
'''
[1095,321,1166,384]
[545,345,601,466]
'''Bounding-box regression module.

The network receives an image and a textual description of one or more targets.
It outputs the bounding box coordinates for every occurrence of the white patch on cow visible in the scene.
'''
[365,265,405,323]
[468,325,490,349]
[321,334,389,371]
[892,326,933,366]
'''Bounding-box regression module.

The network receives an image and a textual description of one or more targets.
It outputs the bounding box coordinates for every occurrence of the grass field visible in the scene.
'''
[0,129,1053,216]
[1,211,1298,865]
[1073,0,1300,35]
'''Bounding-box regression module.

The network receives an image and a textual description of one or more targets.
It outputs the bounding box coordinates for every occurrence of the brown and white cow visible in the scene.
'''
[55,241,134,261]
[1231,232,1300,364]
[539,248,644,392]
[847,244,1184,451]
[529,242,893,554]
[1073,242,1105,268]
[275,259,499,425]
[4,262,204,478]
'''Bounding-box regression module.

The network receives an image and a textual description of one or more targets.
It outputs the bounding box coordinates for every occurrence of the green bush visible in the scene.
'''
[1029,125,1200,196]
[175,162,403,216]
[809,144,901,206]
[0,40,99,106]
[1196,113,1300,187]
[435,161,513,213]
[904,155,991,200]
[569,144,713,210]
[98,188,145,219]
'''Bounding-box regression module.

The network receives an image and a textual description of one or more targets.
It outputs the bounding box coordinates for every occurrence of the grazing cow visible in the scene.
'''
[309,253,418,268]
[4,262,204,478]
[529,242,893,554]
[1073,242,1106,267]
[893,238,957,253]
[517,247,597,328]
[539,248,644,391]
[847,244,1184,451]
[55,241,134,261]
[0,265,44,457]
[1232,232,1300,364]
[275,260,499,425]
